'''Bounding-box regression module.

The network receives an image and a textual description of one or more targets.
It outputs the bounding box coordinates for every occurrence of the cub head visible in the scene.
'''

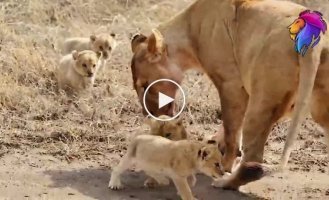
[72,50,101,77]
[130,29,183,117]
[90,33,117,59]
[197,140,224,180]
[144,115,187,140]
[204,124,242,157]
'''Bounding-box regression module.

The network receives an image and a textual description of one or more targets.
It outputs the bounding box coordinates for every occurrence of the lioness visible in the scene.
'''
[63,33,117,72]
[109,135,224,200]
[129,0,329,189]
[56,50,101,92]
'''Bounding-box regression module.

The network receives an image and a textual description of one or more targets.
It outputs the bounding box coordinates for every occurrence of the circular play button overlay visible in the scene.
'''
[143,79,185,121]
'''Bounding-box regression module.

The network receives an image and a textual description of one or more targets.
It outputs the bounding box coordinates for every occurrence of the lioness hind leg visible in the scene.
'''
[216,80,248,172]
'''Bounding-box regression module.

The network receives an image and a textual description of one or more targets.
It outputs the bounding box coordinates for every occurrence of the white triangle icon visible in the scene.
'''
[158,92,174,109]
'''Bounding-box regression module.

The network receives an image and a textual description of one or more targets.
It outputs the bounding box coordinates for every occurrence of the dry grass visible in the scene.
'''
[0,0,219,164]
[0,0,328,173]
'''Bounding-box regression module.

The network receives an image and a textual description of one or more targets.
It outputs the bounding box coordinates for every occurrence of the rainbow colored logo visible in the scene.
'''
[288,10,327,56]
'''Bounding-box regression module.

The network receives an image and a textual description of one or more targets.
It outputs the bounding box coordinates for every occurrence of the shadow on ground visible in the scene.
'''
[45,168,266,200]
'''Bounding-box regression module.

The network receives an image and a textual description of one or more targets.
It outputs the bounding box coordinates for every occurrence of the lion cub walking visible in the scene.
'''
[109,135,224,200]
[143,115,197,187]
[56,50,101,92]
[63,33,116,72]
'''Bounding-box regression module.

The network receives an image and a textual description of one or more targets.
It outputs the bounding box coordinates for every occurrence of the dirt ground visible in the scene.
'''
[0,0,328,200]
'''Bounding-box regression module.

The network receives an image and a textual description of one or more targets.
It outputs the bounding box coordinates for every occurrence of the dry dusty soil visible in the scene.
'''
[0,0,328,200]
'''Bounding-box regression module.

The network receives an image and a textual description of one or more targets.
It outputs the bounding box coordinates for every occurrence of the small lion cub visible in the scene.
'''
[143,115,196,187]
[56,50,101,92]
[63,33,117,72]
[145,115,188,140]
[109,135,224,200]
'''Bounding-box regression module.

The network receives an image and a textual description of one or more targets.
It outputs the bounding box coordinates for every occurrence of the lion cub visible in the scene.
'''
[143,115,196,187]
[146,115,188,140]
[63,33,116,72]
[109,135,224,200]
[56,50,101,92]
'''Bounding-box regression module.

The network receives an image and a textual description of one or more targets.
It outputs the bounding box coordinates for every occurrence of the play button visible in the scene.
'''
[143,79,186,121]
[158,92,174,109]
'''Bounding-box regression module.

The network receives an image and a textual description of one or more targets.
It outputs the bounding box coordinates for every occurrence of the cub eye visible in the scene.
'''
[99,46,103,51]
[215,163,221,168]
[109,46,112,51]
[93,64,96,68]
[165,133,171,138]
[82,63,87,68]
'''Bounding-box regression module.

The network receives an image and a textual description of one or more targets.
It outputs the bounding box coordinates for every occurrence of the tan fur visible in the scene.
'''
[142,115,192,187]
[145,115,188,140]
[109,135,224,200]
[63,33,117,72]
[129,0,329,189]
[56,50,101,92]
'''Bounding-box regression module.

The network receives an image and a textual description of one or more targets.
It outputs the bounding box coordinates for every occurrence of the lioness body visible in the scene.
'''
[109,135,223,200]
[130,0,329,189]
[56,50,101,92]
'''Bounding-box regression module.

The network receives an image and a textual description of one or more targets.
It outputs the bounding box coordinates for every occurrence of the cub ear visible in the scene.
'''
[90,34,97,42]
[131,33,147,53]
[175,118,183,126]
[96,51,102,59]
[143,115,153,126]
[207,140,217,145]
[72,50,79,60]
[147,29,166,62]
[198,147,210,160]
[110,33,116,38]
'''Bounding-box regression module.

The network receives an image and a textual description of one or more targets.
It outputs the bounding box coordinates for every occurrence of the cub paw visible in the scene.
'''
[108,179,124,190]
[144,178,159,188]
[157,177,170,186]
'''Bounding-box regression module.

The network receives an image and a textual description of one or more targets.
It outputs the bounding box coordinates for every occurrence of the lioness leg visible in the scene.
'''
[172,177,195,200]
[214,94,289,189]
[218,80,248,172]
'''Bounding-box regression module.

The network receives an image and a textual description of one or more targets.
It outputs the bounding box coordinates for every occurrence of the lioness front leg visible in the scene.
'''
[172,177,196,200]
[214,95,283,190]
[216,79,248,172]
